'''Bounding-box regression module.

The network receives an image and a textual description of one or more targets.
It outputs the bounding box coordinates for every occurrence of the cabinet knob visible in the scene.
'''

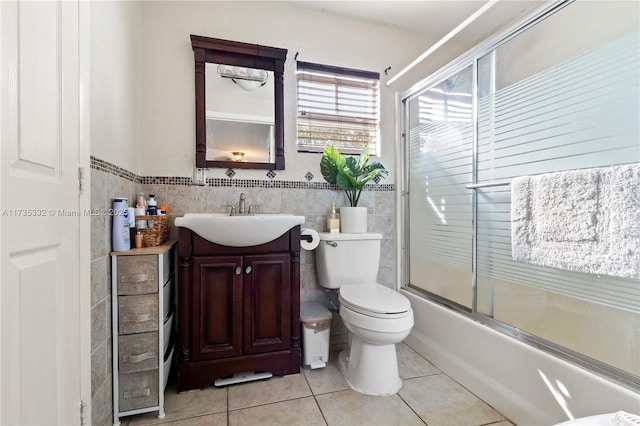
[235,267,242,275]
[245,266,252,274]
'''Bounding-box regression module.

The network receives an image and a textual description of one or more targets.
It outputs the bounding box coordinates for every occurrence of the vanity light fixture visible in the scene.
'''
[217,64,268,91]
[232,151,246,162]
[234,79,264,91]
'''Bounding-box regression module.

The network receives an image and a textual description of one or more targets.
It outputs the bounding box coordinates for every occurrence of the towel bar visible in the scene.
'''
[465,180,511,189]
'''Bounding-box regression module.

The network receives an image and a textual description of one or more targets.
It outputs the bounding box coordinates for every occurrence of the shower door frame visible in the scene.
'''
[398,0,640,392]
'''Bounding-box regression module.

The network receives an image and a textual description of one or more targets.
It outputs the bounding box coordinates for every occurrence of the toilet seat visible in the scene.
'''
[339,283,411,319]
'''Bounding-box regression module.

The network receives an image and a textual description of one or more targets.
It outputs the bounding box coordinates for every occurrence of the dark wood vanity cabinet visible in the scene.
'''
[192,253,292,360]
[177,226,300,391]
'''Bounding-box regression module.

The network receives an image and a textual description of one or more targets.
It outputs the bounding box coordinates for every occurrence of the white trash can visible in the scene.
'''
[300,301,332,369]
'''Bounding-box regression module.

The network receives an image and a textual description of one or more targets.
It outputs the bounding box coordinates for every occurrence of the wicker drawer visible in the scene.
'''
[117,255,158,295]
[118,294,159,334]
[118,369,159,412]
[119,332,159,374]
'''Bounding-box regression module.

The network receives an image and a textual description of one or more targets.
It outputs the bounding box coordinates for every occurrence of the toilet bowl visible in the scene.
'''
[338,283,414,395]
[314,231,414,396]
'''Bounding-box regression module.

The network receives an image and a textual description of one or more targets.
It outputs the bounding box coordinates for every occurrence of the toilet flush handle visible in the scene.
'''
[325,241,338,247]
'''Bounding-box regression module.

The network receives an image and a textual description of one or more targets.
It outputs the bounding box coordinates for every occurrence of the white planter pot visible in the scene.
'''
[340,206,367,233]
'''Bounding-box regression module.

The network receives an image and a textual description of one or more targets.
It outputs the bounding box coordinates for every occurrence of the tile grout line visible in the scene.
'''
[301,369,330,426]
[226,385,230,425]
[301,369,325,426]
[395,389,429,426]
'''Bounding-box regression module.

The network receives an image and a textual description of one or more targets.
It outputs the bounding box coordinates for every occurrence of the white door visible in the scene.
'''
[1,1,90,424]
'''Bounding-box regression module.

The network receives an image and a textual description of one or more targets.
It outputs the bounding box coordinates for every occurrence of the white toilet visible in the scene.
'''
[315,232,414,396]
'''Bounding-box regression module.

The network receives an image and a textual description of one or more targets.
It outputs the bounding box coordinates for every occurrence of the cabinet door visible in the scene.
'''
[192,256,243,360]
[243,254,291,354]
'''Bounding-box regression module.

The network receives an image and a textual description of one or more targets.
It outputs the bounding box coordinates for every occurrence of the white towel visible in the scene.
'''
[511,163,640,279]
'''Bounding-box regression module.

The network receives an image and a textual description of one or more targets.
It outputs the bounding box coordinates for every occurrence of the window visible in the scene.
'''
[296,62,380,155]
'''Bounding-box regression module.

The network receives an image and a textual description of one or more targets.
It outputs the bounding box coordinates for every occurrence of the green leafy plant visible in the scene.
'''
[320,144,388,207]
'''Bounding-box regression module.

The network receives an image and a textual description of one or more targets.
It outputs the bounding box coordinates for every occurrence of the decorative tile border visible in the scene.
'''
[91,156,140,183]
[90,156,395,192]
[205,178,395,191]
[141,176,193,185]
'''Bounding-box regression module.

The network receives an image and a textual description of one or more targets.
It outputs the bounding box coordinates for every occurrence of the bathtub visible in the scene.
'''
[401,290,639,425]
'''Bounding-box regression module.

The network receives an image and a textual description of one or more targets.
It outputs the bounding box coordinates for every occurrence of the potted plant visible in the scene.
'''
[320,144,388,232]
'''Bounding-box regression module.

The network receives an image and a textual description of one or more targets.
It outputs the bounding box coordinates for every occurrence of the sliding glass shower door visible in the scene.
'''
[404,0,639,386]
[474,4,640,378]
[406,65,474,309]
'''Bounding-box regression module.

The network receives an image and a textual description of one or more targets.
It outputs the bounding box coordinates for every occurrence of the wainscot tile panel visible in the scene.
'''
[90,156,397,415]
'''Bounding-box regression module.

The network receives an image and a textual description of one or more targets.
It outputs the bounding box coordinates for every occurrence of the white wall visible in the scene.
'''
[90,1,142,174]
[89,4,143,422]
[139,1,469,181]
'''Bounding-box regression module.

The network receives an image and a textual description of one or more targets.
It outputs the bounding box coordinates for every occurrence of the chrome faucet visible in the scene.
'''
[239,193,246,214]
[227,193,256,216]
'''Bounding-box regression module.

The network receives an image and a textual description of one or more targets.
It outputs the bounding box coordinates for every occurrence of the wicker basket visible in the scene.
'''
[136,215,170,247]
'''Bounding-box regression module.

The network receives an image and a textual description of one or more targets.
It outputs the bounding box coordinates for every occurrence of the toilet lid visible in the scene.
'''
[339,284,411,317]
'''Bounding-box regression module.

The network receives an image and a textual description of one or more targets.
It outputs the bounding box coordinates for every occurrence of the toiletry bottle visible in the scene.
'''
[147,194,158,216]
[327,203,340,233]
[128,207,136,249]
[136,192,147,209]
[112,198,131,251]
[135,192,148,228]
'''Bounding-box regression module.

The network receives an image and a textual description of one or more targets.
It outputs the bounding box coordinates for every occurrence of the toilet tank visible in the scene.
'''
[316,232,382,289]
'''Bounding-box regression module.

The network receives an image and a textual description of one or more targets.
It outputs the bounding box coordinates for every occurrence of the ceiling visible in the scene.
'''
[290,1,545,45]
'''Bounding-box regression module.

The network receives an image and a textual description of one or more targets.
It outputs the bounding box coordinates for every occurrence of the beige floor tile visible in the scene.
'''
[302,351,349,395]
[125,383,227,426]
[229,396,326,426]
[397,343,440,379]
[160,412,227,426]
[399,374,505,426]
[315,389,425,426]
[120,348,511,426]
[228,373,312,410]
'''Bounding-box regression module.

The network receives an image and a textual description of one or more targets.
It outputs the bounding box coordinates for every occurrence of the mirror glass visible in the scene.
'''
[205,63,275,163]
[191,35,287,170]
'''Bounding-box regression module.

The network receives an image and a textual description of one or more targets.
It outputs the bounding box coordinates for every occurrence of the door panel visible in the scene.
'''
[243,254,291,354]
[1,1,85,424]
[192,256,243,360]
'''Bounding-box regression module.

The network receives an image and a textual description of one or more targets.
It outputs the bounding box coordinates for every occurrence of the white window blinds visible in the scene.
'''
[297,62,380,155]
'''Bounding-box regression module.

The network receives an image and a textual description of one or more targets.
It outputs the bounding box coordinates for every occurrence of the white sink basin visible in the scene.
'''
[175,213,305,247]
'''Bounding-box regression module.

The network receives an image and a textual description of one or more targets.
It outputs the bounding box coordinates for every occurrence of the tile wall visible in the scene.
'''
[90,156,396,423]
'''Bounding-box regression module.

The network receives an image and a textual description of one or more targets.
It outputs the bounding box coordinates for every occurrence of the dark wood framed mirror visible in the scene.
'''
[191,35,287,170]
